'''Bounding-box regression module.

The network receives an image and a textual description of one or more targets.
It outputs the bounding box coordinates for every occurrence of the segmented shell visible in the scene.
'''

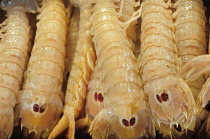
[0,6,31,138]
[139,0,196,136]
[18,0,67,137]
[85,1,154,138]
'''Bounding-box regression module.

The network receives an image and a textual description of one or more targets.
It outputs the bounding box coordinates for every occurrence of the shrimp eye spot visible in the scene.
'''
[33,104,39,112]
[130,117,136,126]
[161,93,169,102]
[122,119,129,127]
[97,93,104,102]
[156,95,162,103]
[40,105,46,113]
[94,92,97,101]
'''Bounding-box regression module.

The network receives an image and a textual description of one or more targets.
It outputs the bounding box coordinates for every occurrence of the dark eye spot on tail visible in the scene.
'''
[174,125,182,132]
[156,95,162,103]
[33,104,39,112]
[97,93,104,102]
[161,93,169,102]
[130,117,136,126]
[205,100,210,112]
[122,119,129,127]
[40,105,46,113]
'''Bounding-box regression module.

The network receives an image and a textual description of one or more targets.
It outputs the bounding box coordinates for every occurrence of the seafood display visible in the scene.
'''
[0,0,37,138]
[0,0,209,138]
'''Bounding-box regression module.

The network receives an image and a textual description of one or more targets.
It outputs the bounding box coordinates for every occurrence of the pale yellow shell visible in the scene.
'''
[139,0,196,136]
[18,0,67,137]
[0,6,31,138]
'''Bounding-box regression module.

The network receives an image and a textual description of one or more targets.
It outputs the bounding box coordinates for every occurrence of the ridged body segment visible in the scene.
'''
[65,7,80,73]
[173,0,207,101]
[0,6,31,138]
[91,2,143,102]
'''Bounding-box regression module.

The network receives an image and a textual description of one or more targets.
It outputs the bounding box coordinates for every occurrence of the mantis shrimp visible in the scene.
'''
[176,18,210,138]
[17,0,67,138]
[49,0,96,138]
[172,0,207,103]
[138,0,196,136]
[75,0,155,138]
[0,0,37,138]
[171,0,208,137]
[65,7,80,74]
[174,4,210,137]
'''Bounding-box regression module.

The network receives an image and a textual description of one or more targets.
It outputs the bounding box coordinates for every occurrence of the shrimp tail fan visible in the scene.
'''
[89,105,155,139]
